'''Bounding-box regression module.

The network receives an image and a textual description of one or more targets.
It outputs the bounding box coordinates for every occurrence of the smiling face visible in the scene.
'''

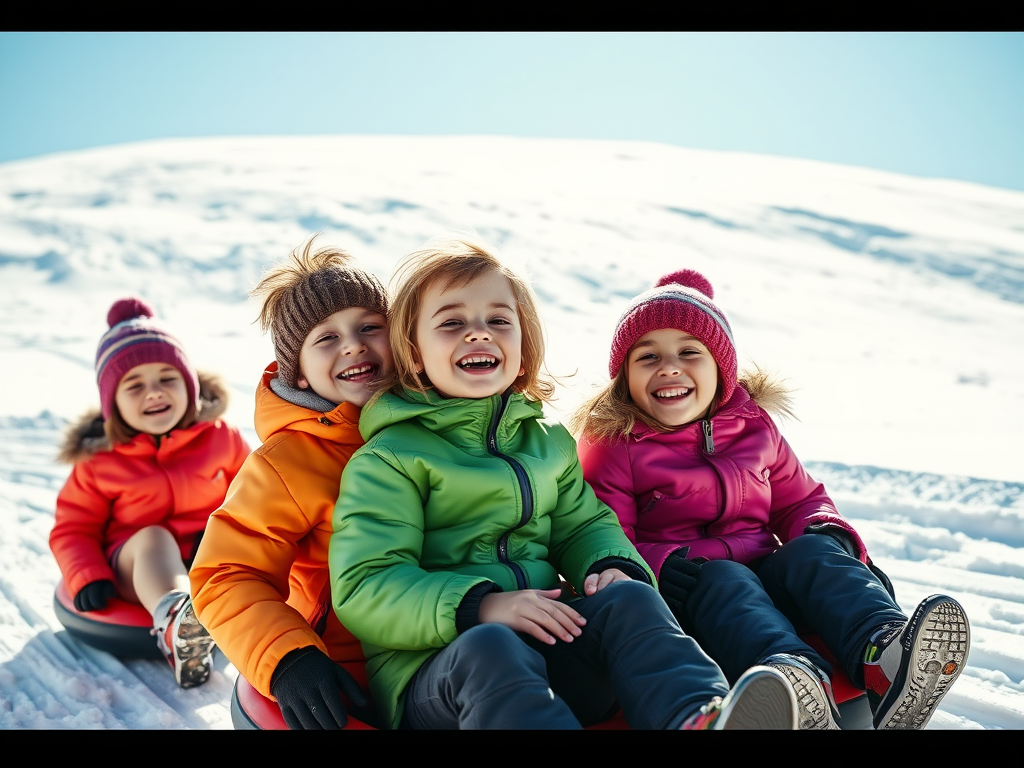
[114,362,190,435]
[296,307,393,407]
[413,269,525,400]
[625,328,720,427]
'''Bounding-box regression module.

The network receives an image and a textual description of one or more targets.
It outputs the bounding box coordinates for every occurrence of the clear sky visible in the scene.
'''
[2,31,1022,192]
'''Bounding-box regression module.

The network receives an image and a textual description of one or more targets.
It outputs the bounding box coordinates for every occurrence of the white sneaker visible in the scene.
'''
[682,665,798,730]
[863,594,970,730]
[763,653,841,730]
[152,591,216,689]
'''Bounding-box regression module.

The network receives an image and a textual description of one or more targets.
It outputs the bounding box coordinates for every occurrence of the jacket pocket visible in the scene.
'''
[638,490,664,516]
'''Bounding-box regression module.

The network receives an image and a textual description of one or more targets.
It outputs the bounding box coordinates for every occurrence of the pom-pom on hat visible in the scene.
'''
[95,297,199,420]
[609,269,738,405]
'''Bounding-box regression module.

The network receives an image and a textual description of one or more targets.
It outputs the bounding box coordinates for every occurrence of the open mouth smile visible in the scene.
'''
[458,355,499,371]
[143,404,172,415]
[653,387,691,401]
[337,364,377,382]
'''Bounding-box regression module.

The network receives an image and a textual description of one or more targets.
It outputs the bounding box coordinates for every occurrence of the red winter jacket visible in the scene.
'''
[577,374,868,582]
[50,372,251,598]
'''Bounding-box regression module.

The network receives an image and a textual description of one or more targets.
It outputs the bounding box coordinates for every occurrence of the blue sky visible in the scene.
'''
[2,31,1022,192]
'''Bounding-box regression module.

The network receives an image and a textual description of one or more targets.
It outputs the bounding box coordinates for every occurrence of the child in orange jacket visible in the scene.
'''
[50,297,250,688]
[189,236,393,730]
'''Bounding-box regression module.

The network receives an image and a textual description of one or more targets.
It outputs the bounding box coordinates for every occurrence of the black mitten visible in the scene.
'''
[73,580,116,612]
[804,523,858,558]
[270,646,369,730]
[659,548,702,612]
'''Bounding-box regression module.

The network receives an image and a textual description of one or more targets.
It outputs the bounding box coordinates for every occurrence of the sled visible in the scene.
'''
[230,633,873,730]
[52,578,164,659]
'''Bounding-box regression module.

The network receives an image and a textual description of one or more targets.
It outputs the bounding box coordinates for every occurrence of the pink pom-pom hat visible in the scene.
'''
[608,269,737,405]
[95,297,198,420]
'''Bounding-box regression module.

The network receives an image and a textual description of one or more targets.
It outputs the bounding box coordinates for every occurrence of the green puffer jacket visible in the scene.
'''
[330,387,655,728]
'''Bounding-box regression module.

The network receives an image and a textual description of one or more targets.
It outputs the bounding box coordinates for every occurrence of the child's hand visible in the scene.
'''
[479,589,586,645]
[74,579,116,612]
[583,568,632,596]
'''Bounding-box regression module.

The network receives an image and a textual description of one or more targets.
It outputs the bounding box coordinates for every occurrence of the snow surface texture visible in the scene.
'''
[0,136,1021,729]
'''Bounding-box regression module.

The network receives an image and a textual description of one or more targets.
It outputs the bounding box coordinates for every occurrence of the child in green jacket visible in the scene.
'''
[329,234,800,730]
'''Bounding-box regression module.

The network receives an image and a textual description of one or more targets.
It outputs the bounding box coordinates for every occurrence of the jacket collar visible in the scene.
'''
[629,384,755,442]
[254,362,362,445]
[359,387,543,447]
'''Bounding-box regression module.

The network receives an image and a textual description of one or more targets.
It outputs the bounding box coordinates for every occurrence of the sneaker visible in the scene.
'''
[863,594,970,730]
[152,591,216,689]
[762,653,841,730]
[681,665,798,730]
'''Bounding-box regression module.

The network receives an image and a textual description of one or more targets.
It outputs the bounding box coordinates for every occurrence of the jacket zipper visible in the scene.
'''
[702,419,715,454]
[487,393,531,590]
[700,418,718,539]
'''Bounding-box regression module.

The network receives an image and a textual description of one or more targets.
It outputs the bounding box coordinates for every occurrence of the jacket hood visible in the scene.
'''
[253,362,362,445]
[739,364,795,422]
[359,388,544,444]
[58,370,232,465]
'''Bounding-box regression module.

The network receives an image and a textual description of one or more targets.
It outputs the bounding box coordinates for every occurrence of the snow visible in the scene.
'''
[0,135,1022,729]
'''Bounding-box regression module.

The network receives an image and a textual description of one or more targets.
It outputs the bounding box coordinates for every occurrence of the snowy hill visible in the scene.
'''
[1,136,1022,728]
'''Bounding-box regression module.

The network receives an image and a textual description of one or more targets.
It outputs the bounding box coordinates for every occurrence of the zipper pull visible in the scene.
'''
[702,419,714,454]
[319,416,332,426]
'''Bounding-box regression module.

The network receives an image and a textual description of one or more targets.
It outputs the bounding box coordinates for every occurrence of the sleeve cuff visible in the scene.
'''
[586,556,652,586]
[455,581,503,634]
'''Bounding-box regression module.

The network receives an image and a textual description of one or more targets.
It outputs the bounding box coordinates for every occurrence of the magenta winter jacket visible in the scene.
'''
[577,382,868,582]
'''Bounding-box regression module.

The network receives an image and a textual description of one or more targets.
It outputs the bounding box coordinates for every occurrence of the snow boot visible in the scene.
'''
[762,652,841,730]
[863,594,970,729]
[681,665,798,730]
[152,590,216,689]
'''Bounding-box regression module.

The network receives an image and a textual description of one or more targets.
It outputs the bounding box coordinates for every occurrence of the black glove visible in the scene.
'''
[73,580,116,612]
[270,646,369,730]
[659,548,702,612]
[804,524,858,558]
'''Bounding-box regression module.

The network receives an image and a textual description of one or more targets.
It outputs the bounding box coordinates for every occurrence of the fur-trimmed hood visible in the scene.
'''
[738,364,797,423]
[57,370,231,465]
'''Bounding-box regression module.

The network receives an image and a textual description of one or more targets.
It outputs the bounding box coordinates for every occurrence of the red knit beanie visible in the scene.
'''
[95,297,199,420]
[608,270,737,405]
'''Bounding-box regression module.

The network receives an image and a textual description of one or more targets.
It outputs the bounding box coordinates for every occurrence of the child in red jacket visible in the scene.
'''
[572,269,970,730]
[50,297,250,688]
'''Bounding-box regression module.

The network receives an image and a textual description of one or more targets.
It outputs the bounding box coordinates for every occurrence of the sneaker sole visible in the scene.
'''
[719,666,798,730]
[874,595,970,730]
[767,658,841,730]
[172,601,216,689]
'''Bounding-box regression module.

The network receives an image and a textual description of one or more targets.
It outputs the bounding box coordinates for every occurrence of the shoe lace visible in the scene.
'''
[681,697,723,730]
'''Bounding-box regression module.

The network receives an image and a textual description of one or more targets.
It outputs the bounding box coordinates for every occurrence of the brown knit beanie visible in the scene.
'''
[270,263,389,387]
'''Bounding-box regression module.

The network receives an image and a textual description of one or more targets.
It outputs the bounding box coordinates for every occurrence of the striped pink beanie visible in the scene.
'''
[95,297,198,420]
[609,269,737,405]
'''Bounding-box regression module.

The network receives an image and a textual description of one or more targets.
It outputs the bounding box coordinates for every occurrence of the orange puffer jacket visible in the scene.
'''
[189,362,368,699]
[50,371,250,598]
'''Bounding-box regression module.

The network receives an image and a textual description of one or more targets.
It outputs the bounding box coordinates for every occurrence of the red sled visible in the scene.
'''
[52,578,163,660]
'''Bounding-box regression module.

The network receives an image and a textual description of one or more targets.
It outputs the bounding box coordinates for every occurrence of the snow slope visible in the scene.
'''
[0,136,1022,729]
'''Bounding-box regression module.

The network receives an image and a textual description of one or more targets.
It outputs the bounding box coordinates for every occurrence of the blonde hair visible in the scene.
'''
[567,368,668,444]
[381,235,555,403]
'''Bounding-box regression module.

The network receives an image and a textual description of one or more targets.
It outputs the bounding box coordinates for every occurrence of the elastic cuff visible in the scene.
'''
[455,581,502,634]
[586,556,652,586]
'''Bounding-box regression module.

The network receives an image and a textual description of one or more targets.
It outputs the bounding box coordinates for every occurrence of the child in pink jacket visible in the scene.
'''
[572,269,970,730]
